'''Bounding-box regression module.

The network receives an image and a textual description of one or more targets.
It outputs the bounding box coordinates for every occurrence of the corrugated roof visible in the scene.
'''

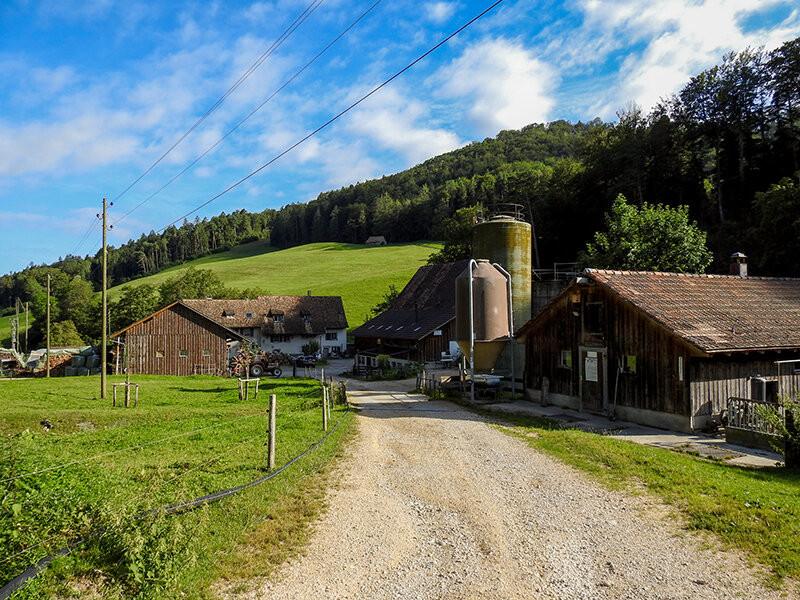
[182,296,347,335]
[352,260,468,341]
[587,270,800,353]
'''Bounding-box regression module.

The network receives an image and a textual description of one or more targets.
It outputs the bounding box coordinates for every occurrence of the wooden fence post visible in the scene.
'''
[322,386,329,431]
[267,394,276,470]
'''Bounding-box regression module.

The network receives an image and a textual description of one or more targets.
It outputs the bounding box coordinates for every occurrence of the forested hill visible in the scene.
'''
[2,36,799,318]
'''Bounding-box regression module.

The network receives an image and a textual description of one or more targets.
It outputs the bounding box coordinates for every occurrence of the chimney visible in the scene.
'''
[730,252,747,277]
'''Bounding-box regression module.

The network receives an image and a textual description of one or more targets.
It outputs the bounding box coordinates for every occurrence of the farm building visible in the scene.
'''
[518,265,800,432]
[352,260,467,366]
[182,295,348,357]
[111,301,244,376]
[365,236,387,246]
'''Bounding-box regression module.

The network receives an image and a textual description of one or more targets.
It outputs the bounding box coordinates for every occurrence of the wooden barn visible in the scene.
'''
[110,301,244,376]
[352,260,468,365]
[518,267,800,432]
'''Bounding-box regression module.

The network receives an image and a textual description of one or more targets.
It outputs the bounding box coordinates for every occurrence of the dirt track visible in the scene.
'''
[226,382,788,599]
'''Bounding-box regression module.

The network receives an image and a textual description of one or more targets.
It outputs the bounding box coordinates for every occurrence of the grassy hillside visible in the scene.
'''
[111,241,441,328]
[0,313,34,348]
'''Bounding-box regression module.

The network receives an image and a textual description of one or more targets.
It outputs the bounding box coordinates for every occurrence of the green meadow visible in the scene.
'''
[110,240,441,329]
[0,375,353,598]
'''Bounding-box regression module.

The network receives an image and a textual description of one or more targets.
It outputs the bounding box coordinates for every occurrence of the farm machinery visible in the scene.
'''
[229,346,287,378]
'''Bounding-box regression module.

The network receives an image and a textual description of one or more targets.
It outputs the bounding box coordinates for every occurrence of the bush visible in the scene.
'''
[758,395,800,470]
[301,340,320,356]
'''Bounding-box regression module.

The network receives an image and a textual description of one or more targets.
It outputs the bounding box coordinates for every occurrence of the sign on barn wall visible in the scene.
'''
[585,351,598,382]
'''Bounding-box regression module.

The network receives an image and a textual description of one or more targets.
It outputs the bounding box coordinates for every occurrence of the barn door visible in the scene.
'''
[580,348,607,412]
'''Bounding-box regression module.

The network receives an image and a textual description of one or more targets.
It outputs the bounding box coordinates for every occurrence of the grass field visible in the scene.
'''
[0,375,353,598]
[0,314,34,349]
[490,413,800,584]
[110,241,442,329]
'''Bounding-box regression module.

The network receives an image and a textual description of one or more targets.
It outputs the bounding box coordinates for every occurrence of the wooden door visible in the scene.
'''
[581,348,607,412]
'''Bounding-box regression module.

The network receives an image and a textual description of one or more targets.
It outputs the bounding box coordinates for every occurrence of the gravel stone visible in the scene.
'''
[224,381,794,600]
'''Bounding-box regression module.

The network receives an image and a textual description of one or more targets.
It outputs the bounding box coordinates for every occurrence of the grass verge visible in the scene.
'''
[0,375,354,598]
[479,409,800,584]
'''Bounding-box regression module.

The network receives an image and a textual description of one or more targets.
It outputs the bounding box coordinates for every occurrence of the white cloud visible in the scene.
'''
[348,88,463,164]
[432,37,556,133]
[424,2,458,24]
[569,0,800,116]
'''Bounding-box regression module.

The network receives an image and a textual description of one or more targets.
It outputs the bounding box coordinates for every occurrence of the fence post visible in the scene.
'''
[322,385,329,431]
[267,394,276,470]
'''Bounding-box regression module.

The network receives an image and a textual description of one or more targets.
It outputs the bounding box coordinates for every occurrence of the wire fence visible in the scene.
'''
[0,379,350,599]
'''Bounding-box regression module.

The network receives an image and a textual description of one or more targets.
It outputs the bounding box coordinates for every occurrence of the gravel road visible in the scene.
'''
[225,382,790,600]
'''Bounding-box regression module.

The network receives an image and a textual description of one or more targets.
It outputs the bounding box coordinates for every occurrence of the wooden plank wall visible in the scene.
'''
[124,304,231,376]
[525,285,693,416]
[604,289,691,416]
[690,357,800,416]
[525,294,579,397]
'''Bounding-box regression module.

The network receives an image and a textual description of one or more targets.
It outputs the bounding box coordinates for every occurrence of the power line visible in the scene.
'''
[112,0,326,205]
[113,0,384,228]
[158,0,507,232]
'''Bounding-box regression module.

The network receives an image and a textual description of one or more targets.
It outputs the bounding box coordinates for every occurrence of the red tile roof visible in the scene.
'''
[182,296,347,335]
[586,270,800,353]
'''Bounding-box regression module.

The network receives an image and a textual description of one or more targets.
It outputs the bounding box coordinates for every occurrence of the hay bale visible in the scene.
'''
[71,356,86,368]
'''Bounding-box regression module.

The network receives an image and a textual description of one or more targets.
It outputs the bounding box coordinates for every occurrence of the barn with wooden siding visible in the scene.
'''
[110,301,244,376]
[517,268,800,432]
[352,259,468,365]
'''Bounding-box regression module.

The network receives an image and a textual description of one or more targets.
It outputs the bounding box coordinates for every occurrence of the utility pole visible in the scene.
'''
[13,298,19,352]
[24,302,29,354]
[46,275,51,378]
[100,197,110,399]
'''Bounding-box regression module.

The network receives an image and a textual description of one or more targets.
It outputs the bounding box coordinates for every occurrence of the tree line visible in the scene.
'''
[1,37,798,348]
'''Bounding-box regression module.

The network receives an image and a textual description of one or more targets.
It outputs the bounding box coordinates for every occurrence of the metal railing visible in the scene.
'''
[533,262,580,281]
[727,397,784,435]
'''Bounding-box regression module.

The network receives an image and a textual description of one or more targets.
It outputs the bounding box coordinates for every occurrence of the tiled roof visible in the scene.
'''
[586,269,800,353]
[352,260,468,341]
[182,296,347,335]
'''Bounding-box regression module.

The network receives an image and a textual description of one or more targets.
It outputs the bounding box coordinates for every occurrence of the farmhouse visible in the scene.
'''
[518,265,800,432]
[111,301,244,376]
[352,259,467,366]
[182,295,348,357]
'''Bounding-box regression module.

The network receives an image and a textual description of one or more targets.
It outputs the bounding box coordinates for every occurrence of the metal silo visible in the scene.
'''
[472,207,532,330]
[455,260,511,370]
[471,205,532,386]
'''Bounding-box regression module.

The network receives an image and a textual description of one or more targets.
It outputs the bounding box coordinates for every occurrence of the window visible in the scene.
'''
[179,350,188,358]
[241,328,254,337]
[358,355,368,366]
[271,335,290,343]
[625,355,637,374]
[584,302,604,334]
[155,350,164,358]
[325,332,338,341]
[433,329,443,336]
[302,313,311,323]
[202,349,211,358]
[558,350,572,369]
[678,356,684,381]
[245,312,254,319]
[272,313,284,323]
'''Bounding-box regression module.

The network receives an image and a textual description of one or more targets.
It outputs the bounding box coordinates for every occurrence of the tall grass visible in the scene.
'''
[0,375,353,598]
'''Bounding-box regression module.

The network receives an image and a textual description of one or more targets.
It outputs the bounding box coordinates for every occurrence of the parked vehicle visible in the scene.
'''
[293,354,317,367]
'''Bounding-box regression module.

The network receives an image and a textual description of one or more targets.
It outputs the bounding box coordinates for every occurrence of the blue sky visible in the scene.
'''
[1,0,798,275]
